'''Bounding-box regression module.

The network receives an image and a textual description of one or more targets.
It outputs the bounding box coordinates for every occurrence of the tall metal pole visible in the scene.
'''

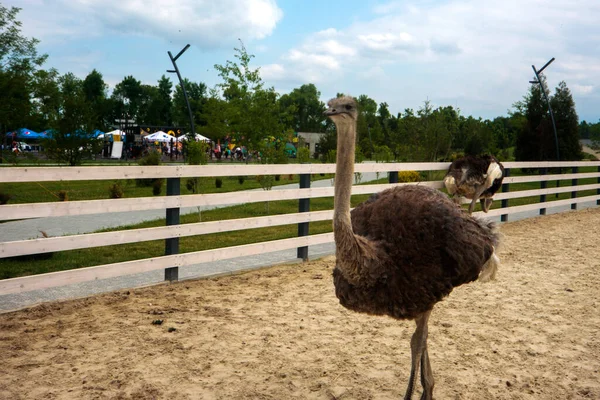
[167,44,195,138]
[530,57,559,161]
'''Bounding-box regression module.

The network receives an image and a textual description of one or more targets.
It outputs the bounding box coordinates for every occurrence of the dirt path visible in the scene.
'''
[1,208,599,399]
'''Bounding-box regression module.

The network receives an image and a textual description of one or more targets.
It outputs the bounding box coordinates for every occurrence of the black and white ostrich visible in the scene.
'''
[444,155,505,214]
[325,96,501,400]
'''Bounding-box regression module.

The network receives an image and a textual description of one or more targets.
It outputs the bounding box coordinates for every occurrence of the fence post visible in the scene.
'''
[571,166,578,210]
[389,170,398,184]
[597,166,600,206]
[297,172,311,261]
[539,167,547,215]
[165,176,180,281]
[501,168,510,222]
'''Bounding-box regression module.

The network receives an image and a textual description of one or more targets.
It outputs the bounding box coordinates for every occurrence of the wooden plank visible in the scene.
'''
[504,172,600,184]
[503,161,600,169]
[493,183,600,201]
[0,233,334,295]
[480,194,600,217]
[0,181,443,221]
[0,210,335,258]
[4,161,600,183]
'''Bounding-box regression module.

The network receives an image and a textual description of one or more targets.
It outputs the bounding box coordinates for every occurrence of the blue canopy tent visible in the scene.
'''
[39,129,55,139]
[92,129,105,138]
[13,128,42,140]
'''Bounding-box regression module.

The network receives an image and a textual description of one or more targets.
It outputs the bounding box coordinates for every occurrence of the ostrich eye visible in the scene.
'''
[345,104,352,110]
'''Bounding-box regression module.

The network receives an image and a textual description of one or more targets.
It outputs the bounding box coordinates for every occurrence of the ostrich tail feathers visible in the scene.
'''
[479,250,500,283]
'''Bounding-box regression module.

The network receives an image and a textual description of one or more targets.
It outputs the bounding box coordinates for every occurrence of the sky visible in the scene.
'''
[8,0,600,122]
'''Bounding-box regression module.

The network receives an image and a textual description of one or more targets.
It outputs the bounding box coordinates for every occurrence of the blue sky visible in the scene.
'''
[9,0,600,122]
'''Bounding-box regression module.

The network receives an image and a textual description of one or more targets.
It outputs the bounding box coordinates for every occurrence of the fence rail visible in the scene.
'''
[1,160,599,295]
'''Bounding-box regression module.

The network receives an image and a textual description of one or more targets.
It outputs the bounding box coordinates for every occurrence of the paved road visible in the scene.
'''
[1,171,598,312]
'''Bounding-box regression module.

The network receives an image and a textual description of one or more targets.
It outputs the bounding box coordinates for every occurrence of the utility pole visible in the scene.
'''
[530,57,559,161]
[167,44,195,139]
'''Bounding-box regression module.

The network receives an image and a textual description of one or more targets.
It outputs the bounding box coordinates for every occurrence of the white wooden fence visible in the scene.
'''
[1,161,599,295]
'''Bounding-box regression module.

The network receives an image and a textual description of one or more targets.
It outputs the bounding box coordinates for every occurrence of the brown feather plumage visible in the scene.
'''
[333,185,499,320]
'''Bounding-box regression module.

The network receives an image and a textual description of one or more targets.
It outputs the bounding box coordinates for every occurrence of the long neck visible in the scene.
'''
[333,119,357,243]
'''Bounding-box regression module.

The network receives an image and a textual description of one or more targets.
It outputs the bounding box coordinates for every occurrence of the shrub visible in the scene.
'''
[398,171,421,183]
[186,140,209,165]
[58,190,68,201]
[0,192,12,205]
[215,178,223,188]
[136,150,161,187]
[186,177,200,193]
[152,179,163,195]
[108,182,124,198]
[297,147,310,164]
[238,176,245,185]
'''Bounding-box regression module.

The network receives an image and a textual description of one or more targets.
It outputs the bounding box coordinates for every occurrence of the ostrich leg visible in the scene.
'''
[404,310,432,400]
[468,185,488,214]
[480,197,493,213]
[420,342,434,400]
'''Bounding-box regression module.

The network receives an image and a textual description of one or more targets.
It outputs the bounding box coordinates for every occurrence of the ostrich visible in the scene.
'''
[444,155,505,214]
[325,96,501,400]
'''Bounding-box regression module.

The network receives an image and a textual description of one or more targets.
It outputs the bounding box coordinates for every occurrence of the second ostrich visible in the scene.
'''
[444,155,505,214]
[326,96,501,400]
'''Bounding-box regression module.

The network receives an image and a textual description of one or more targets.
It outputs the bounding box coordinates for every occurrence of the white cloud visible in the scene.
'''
[11,0,283,48]
[262,0,600,119]
[572,84,594,95]
[260,63,286,81]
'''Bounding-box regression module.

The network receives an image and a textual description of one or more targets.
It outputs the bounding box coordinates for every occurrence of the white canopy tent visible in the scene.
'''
[97,129,125,140]
[145,131,175,143]
[178,133,212,142]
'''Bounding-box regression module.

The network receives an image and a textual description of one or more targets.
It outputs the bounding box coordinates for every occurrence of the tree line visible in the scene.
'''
[1,5,591,165]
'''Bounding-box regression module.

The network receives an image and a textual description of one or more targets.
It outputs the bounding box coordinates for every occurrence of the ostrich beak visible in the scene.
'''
[324,107,346,117]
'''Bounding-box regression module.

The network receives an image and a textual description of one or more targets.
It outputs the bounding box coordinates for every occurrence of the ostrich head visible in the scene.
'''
[325,96,358,127]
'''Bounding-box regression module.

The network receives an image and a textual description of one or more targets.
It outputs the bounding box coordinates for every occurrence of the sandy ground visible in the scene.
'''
[1,208,600,400]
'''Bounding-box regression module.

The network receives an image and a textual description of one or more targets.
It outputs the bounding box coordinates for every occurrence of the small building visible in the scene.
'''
[297,132,326,157]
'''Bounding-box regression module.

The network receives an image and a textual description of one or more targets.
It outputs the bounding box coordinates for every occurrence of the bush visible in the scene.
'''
[186,178,200,193]
[238,176,245,185]
[136,150,162,187]
[0,192,12,205]
[186,140,209,165]
[152,179,163,195]
[297,147,310,164]
[215,178,223,188]
[108,182,124,198]
[398,171,421,183]
[58,190,68,201]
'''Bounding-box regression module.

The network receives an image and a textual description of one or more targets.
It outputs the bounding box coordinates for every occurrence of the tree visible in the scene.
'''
[551,81,582,160]
[0,5,47,136]
[515,75,556,161]
[111,75,143,123]
[42,73,99,165]
[31,68,61,130]
[82,69,108,130]
[278,83,327,132]
[172,78,207,129]
[207,41,283,152]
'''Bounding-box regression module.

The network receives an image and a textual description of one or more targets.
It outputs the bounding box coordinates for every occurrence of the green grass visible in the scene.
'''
[0,173,336,205]
[0,193,376,280]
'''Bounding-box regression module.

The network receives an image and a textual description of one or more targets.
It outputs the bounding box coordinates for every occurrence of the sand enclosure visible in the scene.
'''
[1,208,600,399]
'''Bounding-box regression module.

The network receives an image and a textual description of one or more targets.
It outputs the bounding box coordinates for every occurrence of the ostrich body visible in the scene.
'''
[326,96,501,400]
[443,155,505,214]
